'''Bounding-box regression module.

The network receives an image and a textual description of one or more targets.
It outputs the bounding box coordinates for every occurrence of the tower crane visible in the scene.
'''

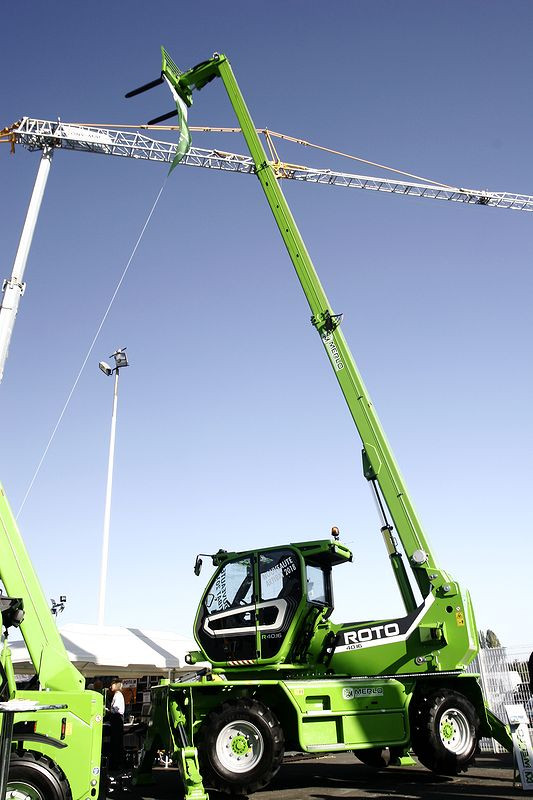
[7,117,533,211]
[1,115,532,383]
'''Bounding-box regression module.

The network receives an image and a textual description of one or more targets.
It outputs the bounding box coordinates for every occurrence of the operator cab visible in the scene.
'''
[194,539,352,666]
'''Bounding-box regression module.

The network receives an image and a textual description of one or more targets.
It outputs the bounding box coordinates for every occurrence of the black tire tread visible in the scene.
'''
[354,746,403,768]
[410,688,479,775]
[8,750,71,800]
[354,747,390,768]
[197,697,284,794]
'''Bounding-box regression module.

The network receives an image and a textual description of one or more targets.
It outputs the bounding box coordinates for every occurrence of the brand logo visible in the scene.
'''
[322,333,344,371]
[342,623,400,650]
[343,687,384,700]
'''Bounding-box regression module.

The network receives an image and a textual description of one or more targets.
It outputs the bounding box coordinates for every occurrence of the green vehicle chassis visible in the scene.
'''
[142,671,490,759]
[134,538,504,798]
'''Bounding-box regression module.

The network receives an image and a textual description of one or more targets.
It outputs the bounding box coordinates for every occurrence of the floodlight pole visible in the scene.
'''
[0,146,53,383]
[98,350,128,626]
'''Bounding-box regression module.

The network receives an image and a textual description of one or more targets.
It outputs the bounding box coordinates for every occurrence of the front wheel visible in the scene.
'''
[197,697,284,794]
[410,689,479,775]
[7,751,71,800]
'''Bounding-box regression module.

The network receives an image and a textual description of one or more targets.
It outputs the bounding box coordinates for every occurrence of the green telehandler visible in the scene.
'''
[128,50,511,800]
[0,487,104,800]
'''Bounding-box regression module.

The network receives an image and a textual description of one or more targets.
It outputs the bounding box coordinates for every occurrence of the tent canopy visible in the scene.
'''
[9,623,198,678]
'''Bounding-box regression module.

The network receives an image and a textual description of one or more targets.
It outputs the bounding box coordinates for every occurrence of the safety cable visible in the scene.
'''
[262,129,457,190]
[16,177,168,518]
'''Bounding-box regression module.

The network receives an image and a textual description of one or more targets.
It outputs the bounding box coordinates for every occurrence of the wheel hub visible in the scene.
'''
[439,708,472,756]
[442,721,454,740]
[231,734,251,756]
[7,784,45,800]
[216,719,264,773]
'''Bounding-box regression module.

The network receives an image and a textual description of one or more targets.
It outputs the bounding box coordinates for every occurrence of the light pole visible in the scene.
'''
[97,348,129,626]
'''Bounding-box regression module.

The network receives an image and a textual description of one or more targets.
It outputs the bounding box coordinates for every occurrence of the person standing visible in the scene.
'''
[108,680,125,769]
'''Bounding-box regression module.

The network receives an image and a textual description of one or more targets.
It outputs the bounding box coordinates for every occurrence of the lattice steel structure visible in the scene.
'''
[1,115,532,383]
[9,117,533,212]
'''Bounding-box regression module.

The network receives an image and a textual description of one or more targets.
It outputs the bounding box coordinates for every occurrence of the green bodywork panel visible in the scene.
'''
[211,539,353,569]
[284,677,410,750]
[326,582,479,676]
[484,707,513,751]
[14,689,103,800]
[138,673,493,756]
[0,486,103,799]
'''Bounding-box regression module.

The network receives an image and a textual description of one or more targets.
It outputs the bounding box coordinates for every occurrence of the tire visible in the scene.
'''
[354,746,403,768]
[410,689,479,775]
[197,698,284,794]
[7,751,71,800]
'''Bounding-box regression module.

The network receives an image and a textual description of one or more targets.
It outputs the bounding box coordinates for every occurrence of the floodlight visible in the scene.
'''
[99,361,112,376]
[112,349,129,369]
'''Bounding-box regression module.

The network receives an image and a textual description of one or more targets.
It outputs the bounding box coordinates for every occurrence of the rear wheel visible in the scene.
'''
[410,689,479,774]
[198,698,284,794]
[7,751,71,800]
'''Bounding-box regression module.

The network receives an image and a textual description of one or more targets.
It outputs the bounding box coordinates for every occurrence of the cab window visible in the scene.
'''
[306,564,328,605]
[258,549,302,660]
[195,556,256,663]
[208,557,253,612]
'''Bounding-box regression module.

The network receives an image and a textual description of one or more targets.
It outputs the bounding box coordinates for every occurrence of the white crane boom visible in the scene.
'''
[10,117,533,213]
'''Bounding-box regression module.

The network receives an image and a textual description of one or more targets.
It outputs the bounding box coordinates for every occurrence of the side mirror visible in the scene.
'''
[194,556,203,576]
[0,598,24,632]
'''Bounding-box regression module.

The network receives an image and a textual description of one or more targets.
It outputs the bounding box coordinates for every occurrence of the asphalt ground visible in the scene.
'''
[124,752,522,800]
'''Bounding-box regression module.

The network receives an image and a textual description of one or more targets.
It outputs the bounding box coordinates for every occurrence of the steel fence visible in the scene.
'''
[467,645,532,752]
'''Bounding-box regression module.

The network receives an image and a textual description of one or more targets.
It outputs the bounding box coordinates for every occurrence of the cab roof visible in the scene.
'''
[212,539,352,568]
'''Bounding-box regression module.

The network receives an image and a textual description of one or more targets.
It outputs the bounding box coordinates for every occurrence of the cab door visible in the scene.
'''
[257,548,302,661]
[195,555,257,663]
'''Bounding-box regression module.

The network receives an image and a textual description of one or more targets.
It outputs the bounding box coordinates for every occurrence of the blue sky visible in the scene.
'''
[1,2,532,648]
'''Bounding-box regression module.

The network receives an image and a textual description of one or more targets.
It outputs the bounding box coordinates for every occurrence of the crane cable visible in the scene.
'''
[51,122,457,191]
[259,129,457,190]
[16,177,168,518]
[11,120,452,515]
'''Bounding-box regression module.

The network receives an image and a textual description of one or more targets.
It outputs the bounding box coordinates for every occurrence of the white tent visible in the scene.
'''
[9,623,198,678]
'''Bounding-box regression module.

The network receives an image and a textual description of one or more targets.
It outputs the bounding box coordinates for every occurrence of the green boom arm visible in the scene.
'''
[0,486,84,690]
[162,50,454,609]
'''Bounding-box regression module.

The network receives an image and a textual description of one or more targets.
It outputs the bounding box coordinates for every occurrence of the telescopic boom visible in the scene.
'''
[148,49,450,610]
